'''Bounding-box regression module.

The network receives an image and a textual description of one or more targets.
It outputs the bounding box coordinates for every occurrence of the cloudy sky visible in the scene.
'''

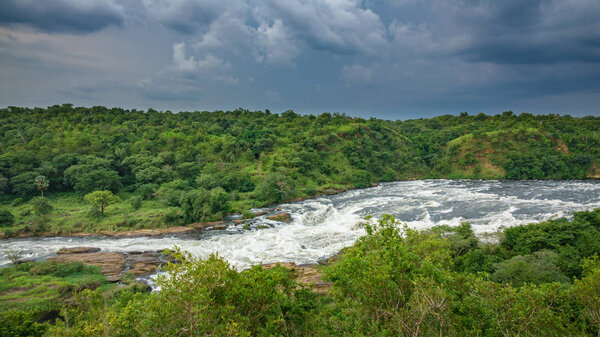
[0,0,599,119]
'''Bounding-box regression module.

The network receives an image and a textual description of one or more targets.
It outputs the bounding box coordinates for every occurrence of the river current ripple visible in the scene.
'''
[1,180,599,270]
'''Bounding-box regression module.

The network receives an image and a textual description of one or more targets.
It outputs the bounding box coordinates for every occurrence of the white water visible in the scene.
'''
[1,180,599,270]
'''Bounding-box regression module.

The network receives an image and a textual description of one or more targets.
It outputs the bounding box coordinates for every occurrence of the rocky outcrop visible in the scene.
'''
[190,221,226,230]
[266,213,292,222]
[49,248,168,283]
[49,252,126,281]
[262,262,331,295]
[57,247,101,254]
[126,251,165,276]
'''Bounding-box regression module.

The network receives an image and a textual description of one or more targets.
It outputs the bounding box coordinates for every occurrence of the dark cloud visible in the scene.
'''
[441,0,600,64]
[0,0,125,33]
[0,0,598,117]
[140,0,240,34]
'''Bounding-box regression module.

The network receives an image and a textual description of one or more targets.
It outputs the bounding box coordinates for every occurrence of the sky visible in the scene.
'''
[0,0,599,119]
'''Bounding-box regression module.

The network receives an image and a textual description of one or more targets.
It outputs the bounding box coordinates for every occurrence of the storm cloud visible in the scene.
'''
[0,0,598,118]
[0,0,125,33]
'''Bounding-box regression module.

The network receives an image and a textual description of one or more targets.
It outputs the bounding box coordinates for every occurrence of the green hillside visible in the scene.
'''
[0,106,599,236]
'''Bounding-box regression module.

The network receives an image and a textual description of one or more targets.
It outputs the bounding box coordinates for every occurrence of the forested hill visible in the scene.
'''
[0,105,599,234]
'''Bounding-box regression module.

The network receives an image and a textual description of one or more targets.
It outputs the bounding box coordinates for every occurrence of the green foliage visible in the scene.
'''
[179,187,230,222]
[0,310,47,337]
[34,175,49,196]
[30,197,53,216]
[128,195,143,210]
[352,170,372,189]
[574,261,600,335]
[490,250,570,286]
[12,210,600,336]
[0,106,599,234]
[242,210,254,219]
[83,190,120,215]
[10,171,38,196]
[0,209,15,227]
[163,207,183,224]
[136,183,158,200]
[49,249,317,336]
[255,172,293,204]
[154,179,190,206]
[498,208,600,278]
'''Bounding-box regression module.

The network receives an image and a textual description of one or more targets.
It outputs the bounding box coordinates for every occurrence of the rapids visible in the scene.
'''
[1,180,599,270]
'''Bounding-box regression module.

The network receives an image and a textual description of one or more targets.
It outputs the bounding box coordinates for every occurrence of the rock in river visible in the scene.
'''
[266,213,292,222]
[49,249,168,283]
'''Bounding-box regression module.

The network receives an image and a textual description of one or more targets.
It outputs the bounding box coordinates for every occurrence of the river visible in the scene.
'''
[1,180,599,270]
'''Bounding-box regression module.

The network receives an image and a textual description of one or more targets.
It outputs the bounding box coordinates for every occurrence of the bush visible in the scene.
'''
[31,197,53,216]
[163,207,183,224]
[179,188,230,223]
[129,195,143,210]
[352,170,372,189]
[0,310,47,337]
[136,183,158,200]
[255,172,293,204]
[0,210,15,227]
[155,180,191,206]
[490,250,570,286]
[242,210,254,219]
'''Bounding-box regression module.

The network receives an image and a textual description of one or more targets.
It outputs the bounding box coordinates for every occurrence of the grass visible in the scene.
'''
[0,191,171,237]
[0,261,113,312]
[0,179,354,237]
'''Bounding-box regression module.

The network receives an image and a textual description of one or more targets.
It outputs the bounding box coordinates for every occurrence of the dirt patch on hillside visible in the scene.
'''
[588,163,600,179]
[475,155,505,177]
[554,139,570,154]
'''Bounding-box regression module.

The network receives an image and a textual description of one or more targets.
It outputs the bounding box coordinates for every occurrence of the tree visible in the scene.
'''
[0,210,15,227]
[0,174,8,194]
[34,175,49,196]
[10,171,38,196]
[179,187,229,222]
[573,259,600,336]
[136,183,158,200]
[255,172,293,204]
[73,169,122,193]
[83,190,120,215]
[31,197,53,216]
[490,250,569,286]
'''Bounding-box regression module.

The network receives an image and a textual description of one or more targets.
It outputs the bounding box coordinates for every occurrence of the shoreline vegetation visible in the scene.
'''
[2,208,600,336]
[1,105,599,238]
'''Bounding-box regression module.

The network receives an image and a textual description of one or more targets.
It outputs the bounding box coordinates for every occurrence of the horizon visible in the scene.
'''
[3,103,598,122]
[1,0,599,119]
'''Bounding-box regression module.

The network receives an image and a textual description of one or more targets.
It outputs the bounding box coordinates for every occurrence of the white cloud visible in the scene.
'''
[169,42,238,83]
[259,0,389,56]
[254,19,299,65]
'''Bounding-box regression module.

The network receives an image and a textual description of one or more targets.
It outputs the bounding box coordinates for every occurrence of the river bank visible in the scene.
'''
[2,180,599,270]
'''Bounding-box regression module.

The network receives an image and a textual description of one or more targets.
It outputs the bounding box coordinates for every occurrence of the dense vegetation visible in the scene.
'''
[0,105,598,237]
[2,208,600,336]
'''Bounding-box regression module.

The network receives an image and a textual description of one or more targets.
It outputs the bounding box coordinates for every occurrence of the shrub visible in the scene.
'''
[31,197,53,216]
[136,183,158,200]
[0,210,15,227]
[352,170,372,189]
[129,195,143,210]
[163,207,183,224]
[255,172,293,204]
[4,248,23,264]
[490,250,570,286]
[179,188,230,223]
